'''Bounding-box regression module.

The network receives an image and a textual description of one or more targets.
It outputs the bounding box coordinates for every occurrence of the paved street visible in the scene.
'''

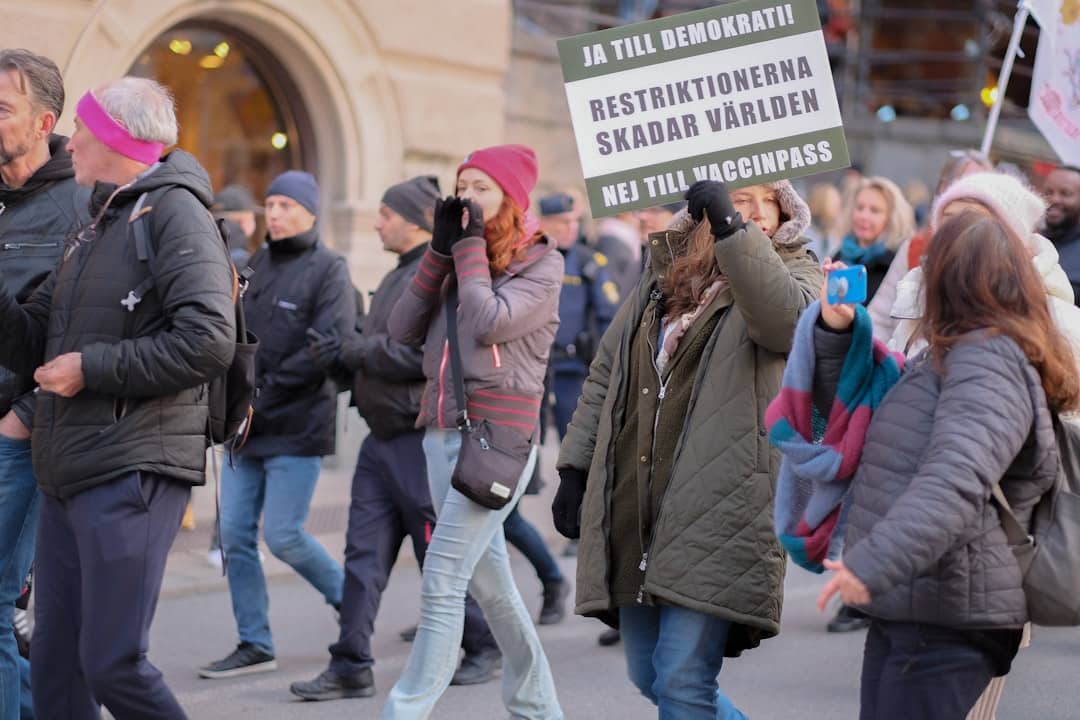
[143,433,1080,719]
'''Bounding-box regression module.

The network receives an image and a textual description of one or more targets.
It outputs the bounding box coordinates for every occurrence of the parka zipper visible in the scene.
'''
[637,292,670,603]
[437,340,450,429]
[3,241,60,250]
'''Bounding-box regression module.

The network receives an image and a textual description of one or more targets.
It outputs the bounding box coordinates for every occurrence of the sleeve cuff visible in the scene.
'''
[452,237,490,284]
[79,343,112,394]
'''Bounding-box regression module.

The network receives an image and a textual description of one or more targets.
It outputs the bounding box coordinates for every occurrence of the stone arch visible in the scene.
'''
[60,0,403,253]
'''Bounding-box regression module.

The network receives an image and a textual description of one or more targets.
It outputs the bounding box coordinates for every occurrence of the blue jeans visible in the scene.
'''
[380,429,562,720]
[621,605,748,720]
[18,656,30,720]
[220,455,344,655]
[503,504,563,586]
[0,436,36,720]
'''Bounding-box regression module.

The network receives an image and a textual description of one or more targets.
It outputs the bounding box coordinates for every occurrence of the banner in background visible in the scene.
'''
[557,0,850,217]
[1028,0,1080,165]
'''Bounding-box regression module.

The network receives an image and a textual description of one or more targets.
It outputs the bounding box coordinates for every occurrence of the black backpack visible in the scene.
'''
[127,189,260,450]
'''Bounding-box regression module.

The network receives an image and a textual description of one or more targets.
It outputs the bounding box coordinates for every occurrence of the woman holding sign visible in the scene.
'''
[553,178,822,719]
[383,144,563,719]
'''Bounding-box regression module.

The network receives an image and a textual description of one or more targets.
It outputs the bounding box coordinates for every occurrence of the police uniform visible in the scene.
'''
[549,241,620,439]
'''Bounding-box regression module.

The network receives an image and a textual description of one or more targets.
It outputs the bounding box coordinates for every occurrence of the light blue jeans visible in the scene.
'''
[621,604,749,720]
[0,436,36,720]
[220,454,344,655]
[380,429,562,720]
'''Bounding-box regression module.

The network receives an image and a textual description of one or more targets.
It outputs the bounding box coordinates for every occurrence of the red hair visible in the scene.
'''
[484,195,539,275]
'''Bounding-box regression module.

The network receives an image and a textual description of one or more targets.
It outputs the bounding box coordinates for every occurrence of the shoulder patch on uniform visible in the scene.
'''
[593,251,608,267]
[602,280,619,305]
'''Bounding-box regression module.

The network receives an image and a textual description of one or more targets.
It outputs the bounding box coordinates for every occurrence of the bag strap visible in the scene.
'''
[444,282,470,431]
[990,482,1033,547]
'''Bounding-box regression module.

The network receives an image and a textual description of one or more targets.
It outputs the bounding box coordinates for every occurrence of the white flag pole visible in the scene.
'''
[981,0,1032,155]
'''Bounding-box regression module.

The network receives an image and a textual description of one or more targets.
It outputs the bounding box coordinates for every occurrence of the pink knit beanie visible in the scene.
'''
[931,171,1046,241]
[458,144,538,212]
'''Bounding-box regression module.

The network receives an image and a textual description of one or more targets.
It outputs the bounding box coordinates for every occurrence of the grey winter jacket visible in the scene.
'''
[817,329,1058,628]
[388,234,563,437]
[0,151,236,497]
[0,135,87,425]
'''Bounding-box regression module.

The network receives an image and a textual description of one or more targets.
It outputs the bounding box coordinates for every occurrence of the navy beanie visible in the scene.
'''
[266,170,319,216]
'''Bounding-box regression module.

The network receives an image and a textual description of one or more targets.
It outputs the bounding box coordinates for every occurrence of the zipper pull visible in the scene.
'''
[0,202,6,216]
[657,385,666,400]
[479,437,490,451]
[638,552,649,572]
[636,586,645,604]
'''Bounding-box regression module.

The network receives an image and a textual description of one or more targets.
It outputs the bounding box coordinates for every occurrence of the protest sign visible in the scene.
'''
[1027,1,1080,165]
[557,0,850,217]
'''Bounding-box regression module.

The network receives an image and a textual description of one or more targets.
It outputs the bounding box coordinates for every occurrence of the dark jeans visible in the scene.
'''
[31,472,189,720]
[860,620,995,720]
[502,504,563,585]
[329,432,496,677]
[552,371,586,440]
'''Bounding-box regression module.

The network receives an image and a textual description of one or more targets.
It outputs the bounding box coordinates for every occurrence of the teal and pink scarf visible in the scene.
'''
[765,301,903,572]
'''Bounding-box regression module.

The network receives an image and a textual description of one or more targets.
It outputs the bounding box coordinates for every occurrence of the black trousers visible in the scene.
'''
[860,620,995,720]
[330,431,496,676]
[31,472,189,720]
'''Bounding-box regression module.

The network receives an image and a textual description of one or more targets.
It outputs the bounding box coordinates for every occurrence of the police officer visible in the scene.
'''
[540,192,620,439]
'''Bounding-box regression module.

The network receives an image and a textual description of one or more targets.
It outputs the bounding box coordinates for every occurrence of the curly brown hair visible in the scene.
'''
[659,217,726,321]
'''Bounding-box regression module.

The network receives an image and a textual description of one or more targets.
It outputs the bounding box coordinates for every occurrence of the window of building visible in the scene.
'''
[130,23,313,201]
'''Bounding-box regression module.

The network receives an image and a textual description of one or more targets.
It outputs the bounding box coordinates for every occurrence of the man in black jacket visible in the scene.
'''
[0,76,236,720]
[289,176,502,701]
[0,48,85,720]
[1044,165,1080,305]
[201,171,355,679]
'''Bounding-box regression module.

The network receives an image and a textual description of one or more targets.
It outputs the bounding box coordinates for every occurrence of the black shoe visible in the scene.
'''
[597,628,621,646]
[199,643,278,679]
[538,579,570,625]
[450,648,502,686]
[826,606,870,633]
[290,668,375,701]
[399,624,417,642]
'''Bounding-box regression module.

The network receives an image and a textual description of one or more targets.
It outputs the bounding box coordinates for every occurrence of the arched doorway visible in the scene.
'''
[128,22,314,202]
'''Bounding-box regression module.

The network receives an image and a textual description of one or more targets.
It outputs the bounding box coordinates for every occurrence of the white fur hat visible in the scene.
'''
[931,171,1046,242]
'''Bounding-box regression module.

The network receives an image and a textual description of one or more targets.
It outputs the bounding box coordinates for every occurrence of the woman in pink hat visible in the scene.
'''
[383,145,563,719]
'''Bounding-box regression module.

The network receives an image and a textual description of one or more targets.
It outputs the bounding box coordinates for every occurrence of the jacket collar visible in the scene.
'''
[267,226,319,255]
[399,241,428,267]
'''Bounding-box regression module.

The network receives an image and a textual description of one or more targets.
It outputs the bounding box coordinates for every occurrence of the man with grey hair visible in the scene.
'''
[0,76,235,719]
[0,48,85,720]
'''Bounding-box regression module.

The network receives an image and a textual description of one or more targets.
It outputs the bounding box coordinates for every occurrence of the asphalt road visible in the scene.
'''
[147,547,1080,719]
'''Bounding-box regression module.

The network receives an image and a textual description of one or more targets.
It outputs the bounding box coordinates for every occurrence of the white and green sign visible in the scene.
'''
[557,0,850,217]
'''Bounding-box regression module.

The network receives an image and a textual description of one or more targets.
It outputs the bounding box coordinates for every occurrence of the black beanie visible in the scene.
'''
[382,176,440,232]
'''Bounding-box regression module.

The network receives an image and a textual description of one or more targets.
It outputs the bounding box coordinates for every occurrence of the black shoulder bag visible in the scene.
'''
[445,284,533,509]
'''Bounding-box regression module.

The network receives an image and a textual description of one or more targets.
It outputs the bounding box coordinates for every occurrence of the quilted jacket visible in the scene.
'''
[558,214,821,648]
[820,330,1058,628]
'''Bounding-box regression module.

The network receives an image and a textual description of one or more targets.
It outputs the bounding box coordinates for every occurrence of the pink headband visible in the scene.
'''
[76,91,164,165]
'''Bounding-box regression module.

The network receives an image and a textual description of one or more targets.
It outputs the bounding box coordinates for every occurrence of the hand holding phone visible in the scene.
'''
[826,265,868,305]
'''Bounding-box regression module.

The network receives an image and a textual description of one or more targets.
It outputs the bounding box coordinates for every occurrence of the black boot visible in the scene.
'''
[538,579,570,625]
[450,647,502,685]
[289,667,375,701]
[826,605,870,633]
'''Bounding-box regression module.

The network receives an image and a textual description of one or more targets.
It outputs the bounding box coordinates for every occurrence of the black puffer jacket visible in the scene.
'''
[0,150,236,497]
[342,243,425,440]
[816,329,1058,628]
[0,135,87,424]
[241,227,356,458]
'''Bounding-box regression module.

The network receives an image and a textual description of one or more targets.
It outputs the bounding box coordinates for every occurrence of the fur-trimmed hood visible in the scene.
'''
[665,179,811,250]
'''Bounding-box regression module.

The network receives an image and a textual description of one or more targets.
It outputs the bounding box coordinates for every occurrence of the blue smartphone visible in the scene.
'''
[826,265,868,305]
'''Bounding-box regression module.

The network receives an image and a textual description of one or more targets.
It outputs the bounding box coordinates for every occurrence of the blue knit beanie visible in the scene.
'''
[266,170,319,216]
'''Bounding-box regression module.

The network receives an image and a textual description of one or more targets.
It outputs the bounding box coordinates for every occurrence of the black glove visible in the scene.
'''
[431,196,464,255]
[552,467,588,539]
[336,334,369,373]
[685,180,743,241]
[460,198,486,240]
[306,327,342,373]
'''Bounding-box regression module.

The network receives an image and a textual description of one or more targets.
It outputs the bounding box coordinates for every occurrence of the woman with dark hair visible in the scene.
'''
[383,145,563,719]
[553,180,822,718]
[804,212,1079,719]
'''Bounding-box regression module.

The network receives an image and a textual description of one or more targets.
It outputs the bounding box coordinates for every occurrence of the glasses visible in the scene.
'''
[63,182,133,262]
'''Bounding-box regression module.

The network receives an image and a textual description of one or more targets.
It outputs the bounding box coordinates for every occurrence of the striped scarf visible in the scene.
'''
[765,301,904,572]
